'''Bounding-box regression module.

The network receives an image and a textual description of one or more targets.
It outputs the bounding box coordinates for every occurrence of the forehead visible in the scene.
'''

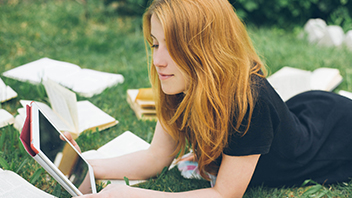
[150,14,164,40]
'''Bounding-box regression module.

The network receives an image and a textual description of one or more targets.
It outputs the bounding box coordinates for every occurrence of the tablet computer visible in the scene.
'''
[20,102,97,196]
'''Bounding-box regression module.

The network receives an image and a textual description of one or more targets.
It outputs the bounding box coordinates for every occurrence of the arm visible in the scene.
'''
[212,153,260,198]
[89,121,177,180]
[78,153,260,198]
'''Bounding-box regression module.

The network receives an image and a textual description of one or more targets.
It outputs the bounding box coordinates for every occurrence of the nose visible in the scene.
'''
[153,48,167,67]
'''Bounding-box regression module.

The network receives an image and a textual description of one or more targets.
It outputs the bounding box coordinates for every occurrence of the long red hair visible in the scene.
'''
[143,0,266,178]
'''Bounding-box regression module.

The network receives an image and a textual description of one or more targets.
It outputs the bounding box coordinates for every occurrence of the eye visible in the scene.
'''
[151,44,159,48]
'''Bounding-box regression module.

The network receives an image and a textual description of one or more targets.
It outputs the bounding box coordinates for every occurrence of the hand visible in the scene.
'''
[76,184,134,198]
[60,131,81,153]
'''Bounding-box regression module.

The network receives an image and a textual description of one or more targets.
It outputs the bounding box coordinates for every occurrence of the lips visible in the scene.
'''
[158,73,174,80]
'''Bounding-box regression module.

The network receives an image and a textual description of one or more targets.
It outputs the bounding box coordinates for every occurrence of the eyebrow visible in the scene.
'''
[150,34,166,43]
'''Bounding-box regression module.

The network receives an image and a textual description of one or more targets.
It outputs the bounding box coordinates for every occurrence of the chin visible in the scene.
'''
[161,87,184,95]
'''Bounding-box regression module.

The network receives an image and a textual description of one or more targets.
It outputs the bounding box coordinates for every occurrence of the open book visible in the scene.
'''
[14,79,118,139]
[267,66,343,101]
[127,88,156,120]
[339,90,352,100]
[0,109,14,128]
[82,131,150,185]
[0,168,56,198]
[2,57,124,97]
[0,77,17,103]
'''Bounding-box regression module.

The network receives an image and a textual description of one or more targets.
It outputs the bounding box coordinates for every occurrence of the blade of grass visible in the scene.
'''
[124,176,130,186]
[15,158,28,173]
[30,168,44,184]
[52,183,62,197]
[0,156,10,170]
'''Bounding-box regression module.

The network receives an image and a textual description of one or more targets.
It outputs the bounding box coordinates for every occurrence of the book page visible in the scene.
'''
[13,106,28,131]
[76,101,117,133]
[136,88,155,108]
[267,67,312,101]
[36,102,74,133]
[0,77,5,88]
[127,89,156,120]
[127,89,139,102]
[0,86,18,103]
[14,113,25,131]
[339,90,352,100]
[136,88,154,101]
[43,79,78,132]
[103,179,145,186]
[3,58,124,98]
[0,109,14,128]
[97,131,150,158]
[0,77,18,103]
[81,150,105,160]
[2,57,82,85]
[83,131,150,159]
[18,100,73,133]
[81,131,150,186]
[59,69,124,98]
[0,169,56,198]
[310,68,342,91]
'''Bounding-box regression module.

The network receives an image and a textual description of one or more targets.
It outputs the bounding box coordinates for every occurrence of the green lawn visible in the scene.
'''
[1,1,352,197]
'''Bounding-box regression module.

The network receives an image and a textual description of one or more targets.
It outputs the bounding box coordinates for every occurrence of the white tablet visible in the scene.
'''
[29,102,97,196]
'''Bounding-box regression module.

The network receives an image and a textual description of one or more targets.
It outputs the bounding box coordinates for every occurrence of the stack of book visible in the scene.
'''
[127,88,157,121]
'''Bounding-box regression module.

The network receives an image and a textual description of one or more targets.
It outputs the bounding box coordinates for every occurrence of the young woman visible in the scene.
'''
[70,0,352,197]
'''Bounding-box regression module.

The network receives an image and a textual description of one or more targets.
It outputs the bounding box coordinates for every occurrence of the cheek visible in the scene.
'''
[177,71,190,94]
[182,74,190,90]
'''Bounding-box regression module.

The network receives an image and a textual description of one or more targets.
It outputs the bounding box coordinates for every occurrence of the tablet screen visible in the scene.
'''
[38,110,92,192]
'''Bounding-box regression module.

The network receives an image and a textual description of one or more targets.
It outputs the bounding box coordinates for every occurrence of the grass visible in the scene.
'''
[1,0,352,197]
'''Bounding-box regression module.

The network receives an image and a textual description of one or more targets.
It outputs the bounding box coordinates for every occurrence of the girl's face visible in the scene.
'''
[151,14,189,95]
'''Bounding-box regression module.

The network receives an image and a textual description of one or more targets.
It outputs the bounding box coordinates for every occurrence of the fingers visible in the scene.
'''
[60,131,73,141]
[74,194,93,198]
[60,131,82,153]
